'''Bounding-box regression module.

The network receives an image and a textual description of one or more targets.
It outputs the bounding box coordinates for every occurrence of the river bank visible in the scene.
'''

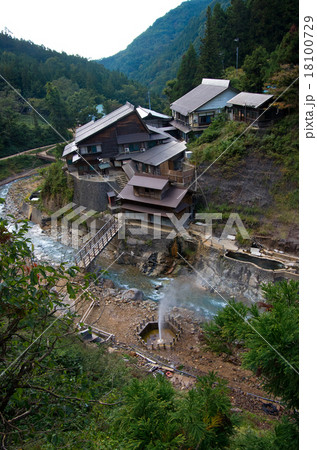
[1,176,288,421]
[3,175,299,305]
[74,278,284,420]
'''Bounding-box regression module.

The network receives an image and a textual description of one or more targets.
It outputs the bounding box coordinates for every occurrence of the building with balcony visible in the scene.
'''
[62,102,195,212]
[170,78,238,141]
[119,173,193,227]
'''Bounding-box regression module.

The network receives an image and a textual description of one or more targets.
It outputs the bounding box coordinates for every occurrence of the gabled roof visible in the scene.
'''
[75,102,137,144]
[117,133,151,145]
[128,174,169,190]
[169,120,191,134]
[201,78,230,87]
[63,141,79,157]
[130,140,186,167]
[119,182,188,208]
[137,106,171,120]
[227,92,273,109]
[170,79,232,116]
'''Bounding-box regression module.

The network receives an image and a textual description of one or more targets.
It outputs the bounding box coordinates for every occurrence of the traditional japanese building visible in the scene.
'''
[62,102,195,213]
[170,78,238,140]
[226,92,279,128]
[119,173,193,227]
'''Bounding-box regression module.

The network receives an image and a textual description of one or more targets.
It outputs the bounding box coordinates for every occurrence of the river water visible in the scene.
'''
[0,181,226,319]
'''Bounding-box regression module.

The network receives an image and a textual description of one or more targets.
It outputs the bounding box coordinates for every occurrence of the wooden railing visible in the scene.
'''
[168,168,195,186]
[74,216,119,269]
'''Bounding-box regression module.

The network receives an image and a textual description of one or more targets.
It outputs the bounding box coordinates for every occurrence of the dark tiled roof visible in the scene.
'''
[131,140,186,166]
[128,174,169,190]
[119,183,187,208]
[117,133,151,144]
[75,102,135,143]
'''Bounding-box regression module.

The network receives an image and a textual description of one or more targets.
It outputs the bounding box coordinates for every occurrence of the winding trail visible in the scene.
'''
[0,144,58,186]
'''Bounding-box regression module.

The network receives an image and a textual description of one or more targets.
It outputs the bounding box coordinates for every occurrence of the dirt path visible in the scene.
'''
[0,144,56,161]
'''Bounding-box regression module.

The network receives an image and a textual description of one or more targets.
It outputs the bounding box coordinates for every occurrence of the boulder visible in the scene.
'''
[103,279,116,289]
[121,288,144,301]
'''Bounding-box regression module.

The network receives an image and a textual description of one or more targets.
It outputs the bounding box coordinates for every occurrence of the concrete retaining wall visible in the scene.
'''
[72,176,112,212]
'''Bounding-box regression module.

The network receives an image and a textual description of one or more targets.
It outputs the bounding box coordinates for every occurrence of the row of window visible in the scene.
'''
[80,145,102,155]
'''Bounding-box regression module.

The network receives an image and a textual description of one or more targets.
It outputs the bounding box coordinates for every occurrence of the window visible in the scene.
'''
[199,115,211,125]
[80,145,102,155]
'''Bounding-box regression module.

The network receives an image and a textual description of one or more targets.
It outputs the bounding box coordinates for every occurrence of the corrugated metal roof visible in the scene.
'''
[98,162,111,169]
[63,141,78,157]
[202,78,230,87]
[75,102,135,143]
[170,79,231,116]
[119,183,187,208]
[72,153,82,163]
[117,133,151,144]
[146,124,174,140]
[226,92,273,108]
[122,160,137,179]
[169,120,191,134]
[131,140,186,166]
[128,174,169,190]
[137,106,172,120]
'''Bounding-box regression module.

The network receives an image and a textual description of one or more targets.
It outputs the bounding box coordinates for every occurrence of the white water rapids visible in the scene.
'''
[0,180,226,319]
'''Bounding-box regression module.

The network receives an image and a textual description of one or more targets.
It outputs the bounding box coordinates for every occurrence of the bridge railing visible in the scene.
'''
[74,216,118,267]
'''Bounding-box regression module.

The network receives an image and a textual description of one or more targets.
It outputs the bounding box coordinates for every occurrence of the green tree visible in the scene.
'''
[267,64,299,111]
[177,372,234,449]
[163,78,178,103]
[223,66,246,91]
[0,216,85,444]
[67,88,103,126]
[202,280,299,410]
[248,0,298,53]
[45,82,71,135]
[174,43,199,98]
[243,280,299,410]
[40,160,74,209]
[0,214,134,448]
[224,0,251,67]
[242,46,270,92]
[109,372,234,449]
[197,6,223,79]
[110,375,184,448]
[202,299,255,355]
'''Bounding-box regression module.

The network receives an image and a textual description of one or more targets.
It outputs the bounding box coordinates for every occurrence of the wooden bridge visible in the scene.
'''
[74,216,120,269]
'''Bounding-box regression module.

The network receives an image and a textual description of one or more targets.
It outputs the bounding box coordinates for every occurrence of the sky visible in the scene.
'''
[0,0,185,60]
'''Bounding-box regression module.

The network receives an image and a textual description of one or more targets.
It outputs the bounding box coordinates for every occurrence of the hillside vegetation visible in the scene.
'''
[99,0,297,95]
[188,110,298,251]
[98,0,224,93]
[0,33,166,157]
[0,219,299,448]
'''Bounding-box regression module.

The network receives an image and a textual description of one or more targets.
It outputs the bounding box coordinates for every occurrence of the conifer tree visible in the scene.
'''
[174,43,199,98]
[197,6,222,80]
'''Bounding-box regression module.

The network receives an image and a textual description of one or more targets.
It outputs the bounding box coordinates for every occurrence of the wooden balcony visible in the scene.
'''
[168,168,195,187]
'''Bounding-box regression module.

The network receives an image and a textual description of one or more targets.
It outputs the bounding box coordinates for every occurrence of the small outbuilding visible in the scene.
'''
[226,92,279,128]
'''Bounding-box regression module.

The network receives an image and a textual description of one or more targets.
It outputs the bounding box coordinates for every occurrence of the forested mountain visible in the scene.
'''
[98,0,297,94]
[0,33,166,156]
[98,0,230,93]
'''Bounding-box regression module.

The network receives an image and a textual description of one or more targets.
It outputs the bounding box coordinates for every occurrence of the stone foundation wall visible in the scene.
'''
[72,176,112,212]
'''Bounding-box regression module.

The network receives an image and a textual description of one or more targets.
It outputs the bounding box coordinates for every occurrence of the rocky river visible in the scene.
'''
[0,177,299,318]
